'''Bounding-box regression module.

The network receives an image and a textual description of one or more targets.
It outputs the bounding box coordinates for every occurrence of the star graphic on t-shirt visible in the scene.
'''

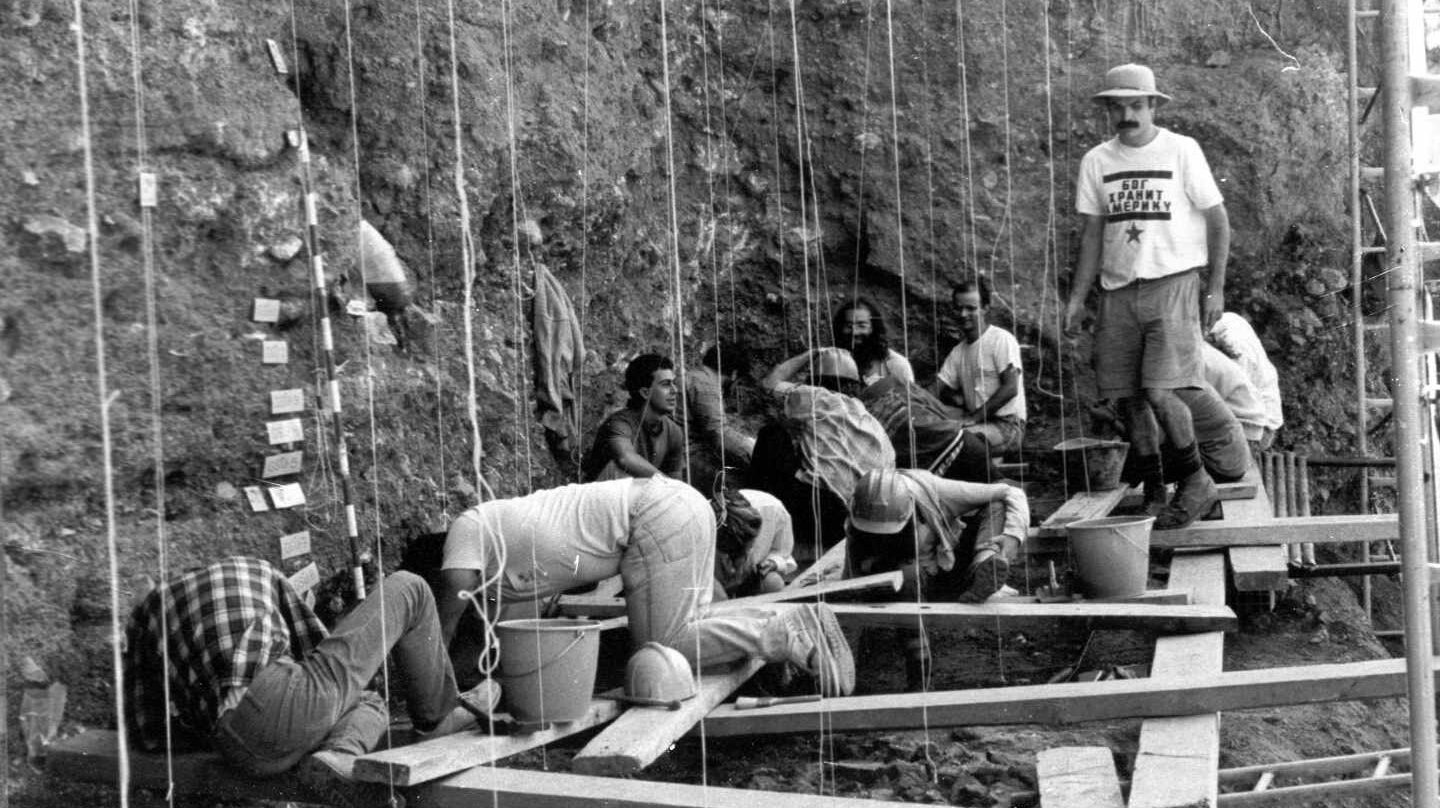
[1125,223,1144,243]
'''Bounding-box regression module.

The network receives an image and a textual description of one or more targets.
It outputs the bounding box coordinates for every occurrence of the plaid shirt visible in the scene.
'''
[123,557,327,750]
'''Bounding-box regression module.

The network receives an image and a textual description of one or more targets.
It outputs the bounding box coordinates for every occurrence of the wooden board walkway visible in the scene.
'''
[828,601,1236,634]
[415,763,911,808]
[352,698,623,786]
[686,654,1431,737]
[1036,746,1125,808]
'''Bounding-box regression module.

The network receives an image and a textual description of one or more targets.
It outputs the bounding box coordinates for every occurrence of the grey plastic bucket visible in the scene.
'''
[1066,515,1154,598]
[495,618,600,727]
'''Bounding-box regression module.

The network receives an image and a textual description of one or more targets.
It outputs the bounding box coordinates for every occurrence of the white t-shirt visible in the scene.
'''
[1210,312,1283,431]
[936,326,1026,423]
[442,479,637,600]
[860,349,916,388]
[738,488,797,576]
[1076,128,1224,289]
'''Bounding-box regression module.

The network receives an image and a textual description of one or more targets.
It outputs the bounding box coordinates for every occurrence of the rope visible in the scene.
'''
[125,0,175,801]
[339,2,397,790]
[882,0,935,775]
[72,0,130,801]
[658,0,693,483]
[410,0,451,515]
[444,0,490,503]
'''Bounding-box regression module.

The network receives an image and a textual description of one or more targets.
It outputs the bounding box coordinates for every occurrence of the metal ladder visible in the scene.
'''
[1346,0,1440,617]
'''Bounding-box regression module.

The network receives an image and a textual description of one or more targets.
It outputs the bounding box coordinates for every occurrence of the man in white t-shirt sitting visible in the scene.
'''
[935,277,1027,457]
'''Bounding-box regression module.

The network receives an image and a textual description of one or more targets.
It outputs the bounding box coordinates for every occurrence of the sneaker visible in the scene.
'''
[414,686,490,740]
[296,749,385,808]
[958,553,1010,604]
[780,604,855,697]
[1154,472,1220,530]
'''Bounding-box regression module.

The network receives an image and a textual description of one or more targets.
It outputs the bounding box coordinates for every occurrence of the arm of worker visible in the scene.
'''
[593,413,666,478]
[1202,202,1230,333]
[931,349,972,418]
[964,363,1020,423]
[932,477,1031,559]
[1063,213,1105,336]
[755,508,798,578]
[760,350,814,395]
[438,568,481,647]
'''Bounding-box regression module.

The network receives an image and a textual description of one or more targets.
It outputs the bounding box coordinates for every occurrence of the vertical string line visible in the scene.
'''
[125,0,175,801]
[338,2,399,782]
[883,0,935,770]
[71,0,130,802]
[410,0,451,517]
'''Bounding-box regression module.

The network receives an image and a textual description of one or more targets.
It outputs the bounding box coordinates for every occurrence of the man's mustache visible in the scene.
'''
[1116,120,1139,130]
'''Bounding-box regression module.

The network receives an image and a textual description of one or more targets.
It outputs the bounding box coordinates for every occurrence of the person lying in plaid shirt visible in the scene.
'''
[123,556,480,785]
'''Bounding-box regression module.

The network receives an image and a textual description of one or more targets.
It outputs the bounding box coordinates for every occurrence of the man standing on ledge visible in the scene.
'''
[1063,64,1231,530]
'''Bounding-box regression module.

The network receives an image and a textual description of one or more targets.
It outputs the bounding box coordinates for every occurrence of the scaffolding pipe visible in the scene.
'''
[1349,0,1373,618]
[1378,2,1437,806]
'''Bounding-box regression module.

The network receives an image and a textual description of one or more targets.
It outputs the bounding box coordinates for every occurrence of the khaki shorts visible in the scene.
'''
[1095,269,1205,399]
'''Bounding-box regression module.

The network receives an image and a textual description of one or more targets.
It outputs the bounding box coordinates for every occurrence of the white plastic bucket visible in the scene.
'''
[1066,515,1154,598]
[495,618,600,727]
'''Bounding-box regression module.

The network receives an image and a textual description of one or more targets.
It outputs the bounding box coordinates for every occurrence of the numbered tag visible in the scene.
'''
[268,482,307,509]
[261,340,289,365]
[270,388,306,415]
[243,486,270,512]
[252,298,281,323]
[288,562,320,594]
[262,450,303,478]
[265,39,289,75]
[267,418,304,446]
[138,173,157,208]
[279,530,312,560]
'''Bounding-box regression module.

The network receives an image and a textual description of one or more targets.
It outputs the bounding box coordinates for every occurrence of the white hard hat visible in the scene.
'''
[624,642,696,704]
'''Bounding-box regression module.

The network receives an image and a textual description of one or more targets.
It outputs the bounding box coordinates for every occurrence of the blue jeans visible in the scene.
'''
[621,477,793,671]
[212,571,457,776]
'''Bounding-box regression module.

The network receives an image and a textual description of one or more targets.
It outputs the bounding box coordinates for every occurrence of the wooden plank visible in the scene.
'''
[1229,545,1290,591]
[46,729,308,802]
[1149,514,1398,548]
[1128,546,1225,808]
[569,659,765,776]
[1119,479,1260,509]
[415,763,913,808]
[1036,486,1136,538]
[828,601,1236,634]
[1036,746,1125,808]
[352,698,623,786]
[691,654,1432,737]
[789,538,848,588]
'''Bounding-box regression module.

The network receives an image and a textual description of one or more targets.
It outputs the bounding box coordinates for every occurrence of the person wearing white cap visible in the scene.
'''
[750,347,897,558]
[1063,63,1232,531]
[845,468,1029,690]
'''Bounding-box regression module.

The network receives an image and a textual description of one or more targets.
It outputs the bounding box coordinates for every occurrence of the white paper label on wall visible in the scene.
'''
[345,299,370,317]
[138,173,157,208]
[268,482,307,509]
[267,418,304,445]
[265,39,289,75]
[279,530,312,560]
[270,388,306,414]
[289,562,320,594]
[252,298,282,323]
[262,450,304,478]
[243,486,270,512]
[261,340,289,364]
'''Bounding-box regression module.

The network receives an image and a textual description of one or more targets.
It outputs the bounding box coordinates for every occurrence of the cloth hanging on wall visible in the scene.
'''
[532,263,584,474]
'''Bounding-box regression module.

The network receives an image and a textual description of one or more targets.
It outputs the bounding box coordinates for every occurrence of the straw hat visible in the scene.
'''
[1092,63,1172,106]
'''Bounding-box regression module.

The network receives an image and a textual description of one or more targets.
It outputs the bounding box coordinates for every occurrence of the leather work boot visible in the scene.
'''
[1154,470,1220,530]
